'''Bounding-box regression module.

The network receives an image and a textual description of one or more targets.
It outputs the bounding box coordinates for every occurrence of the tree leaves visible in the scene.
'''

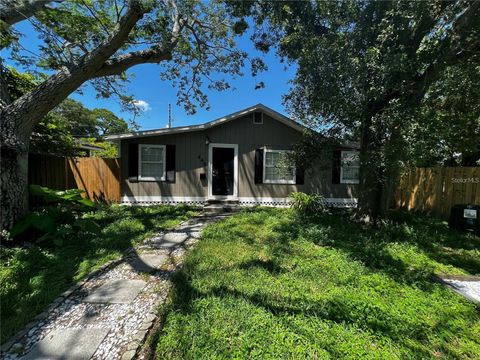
[5,0,253,116]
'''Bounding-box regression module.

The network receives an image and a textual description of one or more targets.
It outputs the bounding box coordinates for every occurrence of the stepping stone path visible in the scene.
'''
[1,214,229,360]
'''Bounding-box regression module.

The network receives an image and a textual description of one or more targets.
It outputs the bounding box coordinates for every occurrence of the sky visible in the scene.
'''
[5,20,297,131]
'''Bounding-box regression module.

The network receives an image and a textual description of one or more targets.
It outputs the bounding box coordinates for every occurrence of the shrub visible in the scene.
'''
[7,185,99,245]
[289,192,327,215]
[29,185,95,207]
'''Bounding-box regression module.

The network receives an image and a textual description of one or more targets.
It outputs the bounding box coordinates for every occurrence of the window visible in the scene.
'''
[263,149,296,184]
[138,144,166,181]
[253,111,263,124]
[340,150,360,184]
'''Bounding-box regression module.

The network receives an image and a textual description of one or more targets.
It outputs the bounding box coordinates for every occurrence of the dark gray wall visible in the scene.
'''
[120,113,357,199]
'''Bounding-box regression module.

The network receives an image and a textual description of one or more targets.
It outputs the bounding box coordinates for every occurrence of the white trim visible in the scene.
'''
[340,150,360,184]
[263,148,296,184]
[120,196,358,208]
[105,104,307,140]
[324,198,358,207]
[122,196,206,205]
[138,144,166,181]
[208,143,238,200]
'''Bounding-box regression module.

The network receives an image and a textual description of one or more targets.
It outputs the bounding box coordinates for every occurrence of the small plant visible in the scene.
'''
[289,192,327,215]
[7,185,99,244]
[29,185,95,207]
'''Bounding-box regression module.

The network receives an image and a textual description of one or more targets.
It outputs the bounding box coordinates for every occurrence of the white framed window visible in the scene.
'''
[263,149,296,184]
[138,144,166,181]
[340,150,360,184]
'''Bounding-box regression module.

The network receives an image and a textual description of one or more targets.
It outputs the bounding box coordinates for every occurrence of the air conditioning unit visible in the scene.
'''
[448,204,480,235]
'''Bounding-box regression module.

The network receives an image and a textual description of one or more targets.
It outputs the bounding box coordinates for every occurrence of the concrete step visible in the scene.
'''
[206,198,239,205]
[203,204,240,214]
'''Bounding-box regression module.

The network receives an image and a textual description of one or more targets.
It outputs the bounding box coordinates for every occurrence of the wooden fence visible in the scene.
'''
[29,153,121,203]
[393,167,480,219]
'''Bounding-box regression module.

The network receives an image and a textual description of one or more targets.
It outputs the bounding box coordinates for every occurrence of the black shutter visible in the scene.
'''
[128,143,139,182]
[165,145,176,183]
[254,148,264,184]
[332,150,341,184]
[295,167,305,185]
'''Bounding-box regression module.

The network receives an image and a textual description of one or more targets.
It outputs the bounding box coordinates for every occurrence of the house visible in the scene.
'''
[105,104,359,206]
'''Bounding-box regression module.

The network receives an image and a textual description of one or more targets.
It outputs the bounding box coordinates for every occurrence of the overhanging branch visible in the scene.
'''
[94,48,173,77]
[0,0,63,27]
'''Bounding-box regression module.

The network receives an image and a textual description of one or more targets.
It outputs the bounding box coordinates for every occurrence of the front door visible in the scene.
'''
[211,146,235,196]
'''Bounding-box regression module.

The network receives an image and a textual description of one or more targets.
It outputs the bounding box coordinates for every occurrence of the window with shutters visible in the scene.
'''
[340,150,360,184]
[263,149,296,184]
[138,144,166,181]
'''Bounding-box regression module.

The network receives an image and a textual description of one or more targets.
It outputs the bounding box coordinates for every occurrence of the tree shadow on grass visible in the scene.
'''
[167,267,471,359]
[0,204,196,344]
[386,211,480,275]
[269,214,438,292]
[295,211,479,283]
[159,209,479,358]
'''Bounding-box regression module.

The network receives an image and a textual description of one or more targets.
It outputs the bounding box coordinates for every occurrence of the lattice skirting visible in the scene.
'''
[120,196,358,208]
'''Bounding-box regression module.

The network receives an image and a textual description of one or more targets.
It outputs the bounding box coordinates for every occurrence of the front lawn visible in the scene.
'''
[0,204,197,343]
[155,208,480,359]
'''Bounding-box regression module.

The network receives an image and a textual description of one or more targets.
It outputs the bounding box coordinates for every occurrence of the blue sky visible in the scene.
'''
[5,21,297,131]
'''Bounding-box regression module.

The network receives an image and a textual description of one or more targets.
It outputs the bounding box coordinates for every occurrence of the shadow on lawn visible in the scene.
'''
[159,209,479,358]
[168,269,440,358]
[301,211,479,278]
[0,204,195,344]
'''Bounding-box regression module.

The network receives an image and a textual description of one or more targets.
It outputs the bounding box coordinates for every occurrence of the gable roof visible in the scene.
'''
[104,103,307,140]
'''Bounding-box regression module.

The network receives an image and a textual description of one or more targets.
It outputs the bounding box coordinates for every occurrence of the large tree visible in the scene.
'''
[231,0,480,221]
[407,58,480,167]
[3,65,138,156]
[0,0,251,230]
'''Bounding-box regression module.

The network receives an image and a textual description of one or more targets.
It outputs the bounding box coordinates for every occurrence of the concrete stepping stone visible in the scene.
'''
[126,253,168,273]
[154,232,190,247]
[83,279,146,304]
[22,327,109,360]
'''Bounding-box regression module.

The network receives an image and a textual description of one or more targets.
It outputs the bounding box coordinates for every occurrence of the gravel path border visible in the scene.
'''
[1,213,229,360]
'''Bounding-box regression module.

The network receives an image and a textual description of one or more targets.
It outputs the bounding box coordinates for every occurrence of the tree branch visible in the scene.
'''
[94,47,172,77]
[95,2,186,77]
[0,0,63,27]
[1,0,150,138]
[409,1,480,102]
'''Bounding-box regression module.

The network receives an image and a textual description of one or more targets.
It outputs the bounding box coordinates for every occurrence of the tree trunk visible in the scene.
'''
[0,116,30,232]
[1,151,29,232]
[0,2,146,233]
[357,114,384,223]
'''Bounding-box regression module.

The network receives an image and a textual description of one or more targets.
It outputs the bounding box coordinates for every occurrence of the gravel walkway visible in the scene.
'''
[1,213,229,360]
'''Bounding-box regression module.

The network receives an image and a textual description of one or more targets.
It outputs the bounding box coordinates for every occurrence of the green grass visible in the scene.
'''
[155,208,480,359]
[0,204,197,343]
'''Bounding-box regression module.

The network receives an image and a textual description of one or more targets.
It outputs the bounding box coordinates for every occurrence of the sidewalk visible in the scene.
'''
[1,213,229,360]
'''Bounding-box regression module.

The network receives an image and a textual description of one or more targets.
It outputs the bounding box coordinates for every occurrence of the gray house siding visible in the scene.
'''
[119,112,357,205]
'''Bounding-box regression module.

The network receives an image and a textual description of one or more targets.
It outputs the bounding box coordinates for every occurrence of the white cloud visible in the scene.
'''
[132,99,151,112]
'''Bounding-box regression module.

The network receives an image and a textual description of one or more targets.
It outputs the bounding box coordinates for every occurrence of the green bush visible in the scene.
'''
[29,184,95,207]
[8,185,99,245]
[290,192,327,215]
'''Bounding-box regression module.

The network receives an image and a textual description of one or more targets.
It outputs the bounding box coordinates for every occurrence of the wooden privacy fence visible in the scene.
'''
[28,153,121,203]
[393,167,480,219]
